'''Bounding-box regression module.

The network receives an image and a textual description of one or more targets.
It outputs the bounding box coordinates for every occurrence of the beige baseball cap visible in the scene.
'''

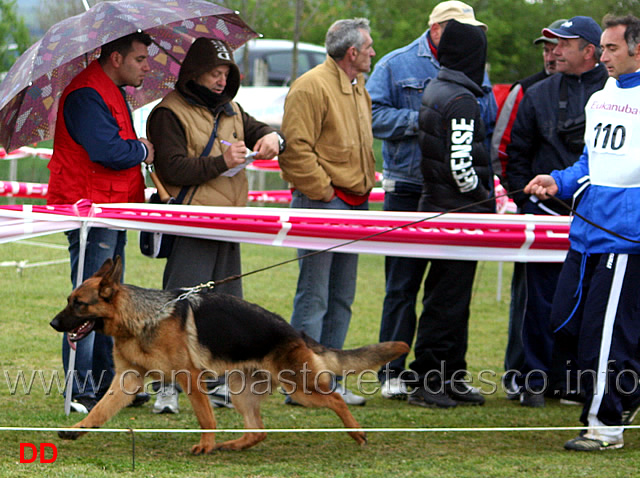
[429,1,488,31]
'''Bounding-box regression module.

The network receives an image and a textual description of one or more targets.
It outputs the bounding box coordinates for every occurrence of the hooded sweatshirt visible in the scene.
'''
[147,38,276,207]
[417,19,495,213]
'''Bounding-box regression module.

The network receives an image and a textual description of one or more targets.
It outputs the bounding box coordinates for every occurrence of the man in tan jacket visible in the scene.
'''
[278,18,376,406]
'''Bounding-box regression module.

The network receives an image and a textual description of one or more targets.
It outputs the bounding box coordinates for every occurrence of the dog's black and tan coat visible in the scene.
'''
[50,257,409,454]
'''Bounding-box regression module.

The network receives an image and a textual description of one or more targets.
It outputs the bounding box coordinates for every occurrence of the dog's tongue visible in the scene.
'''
[68,321,95,342]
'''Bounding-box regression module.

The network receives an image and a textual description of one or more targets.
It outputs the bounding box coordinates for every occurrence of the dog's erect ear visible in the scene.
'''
[93,258,114,278]
[98,256,123,301]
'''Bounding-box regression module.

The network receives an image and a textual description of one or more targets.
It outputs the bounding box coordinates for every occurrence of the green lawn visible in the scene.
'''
[0,233,638,477]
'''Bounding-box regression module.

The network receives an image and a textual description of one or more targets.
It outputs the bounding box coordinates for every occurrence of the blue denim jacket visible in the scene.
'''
[366,31,498,190]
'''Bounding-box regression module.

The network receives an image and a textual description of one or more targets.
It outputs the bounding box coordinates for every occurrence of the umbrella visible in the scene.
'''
[0,0,258,152]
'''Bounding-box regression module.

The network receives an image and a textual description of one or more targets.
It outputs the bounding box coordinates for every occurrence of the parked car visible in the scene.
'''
[232,39,326,128]
[234,38,326,87]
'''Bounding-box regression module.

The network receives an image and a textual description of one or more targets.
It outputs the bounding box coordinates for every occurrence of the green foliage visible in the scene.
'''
[478,0,640,83]
[29,0,640,85]
[224,0,640,84]
[0,0,31,73]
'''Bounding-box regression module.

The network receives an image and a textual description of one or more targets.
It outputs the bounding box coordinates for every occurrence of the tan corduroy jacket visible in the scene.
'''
[278,56,376,202]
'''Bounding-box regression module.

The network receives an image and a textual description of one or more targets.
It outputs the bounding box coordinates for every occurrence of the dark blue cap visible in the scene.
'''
[542,16,602,46]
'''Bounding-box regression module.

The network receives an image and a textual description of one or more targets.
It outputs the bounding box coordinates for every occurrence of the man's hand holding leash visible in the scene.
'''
[525,174,559,200]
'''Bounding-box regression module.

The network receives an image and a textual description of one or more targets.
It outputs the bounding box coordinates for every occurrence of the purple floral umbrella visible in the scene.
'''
[0,0,258,152]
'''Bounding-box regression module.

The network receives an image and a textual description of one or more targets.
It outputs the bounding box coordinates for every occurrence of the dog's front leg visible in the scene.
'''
[58,371,142,440]
[176,370,217,455]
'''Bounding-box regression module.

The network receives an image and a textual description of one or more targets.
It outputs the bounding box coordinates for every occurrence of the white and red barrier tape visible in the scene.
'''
[0,201,569,262]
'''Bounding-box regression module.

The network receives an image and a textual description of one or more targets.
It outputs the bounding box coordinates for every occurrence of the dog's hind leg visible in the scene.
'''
[58,370,143,440]
[288,377,368,446]
[214,372,268,451]
[176,369,218,455]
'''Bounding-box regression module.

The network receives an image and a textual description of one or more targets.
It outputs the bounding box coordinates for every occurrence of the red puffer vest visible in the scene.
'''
[47,60,145,205]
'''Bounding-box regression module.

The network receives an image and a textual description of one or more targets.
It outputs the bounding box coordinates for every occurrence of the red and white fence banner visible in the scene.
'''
[1,181,518,213]
[0,202,570,262]
[0,181,49,199]
[0,181,388,204]
[0,146,53,160]
[247,188,386,204]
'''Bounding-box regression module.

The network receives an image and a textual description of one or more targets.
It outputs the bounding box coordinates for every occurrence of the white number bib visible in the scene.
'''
[585,78,640,187]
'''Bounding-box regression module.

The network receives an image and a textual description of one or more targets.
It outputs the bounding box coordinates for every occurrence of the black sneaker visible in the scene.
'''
[445,381,485,405]
[408,386,457,409]
[127,392,150,408]
[69,396,98,414]
[520,390,545,408]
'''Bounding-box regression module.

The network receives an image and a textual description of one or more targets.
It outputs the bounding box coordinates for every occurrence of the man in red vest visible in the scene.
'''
[47,32,155,414]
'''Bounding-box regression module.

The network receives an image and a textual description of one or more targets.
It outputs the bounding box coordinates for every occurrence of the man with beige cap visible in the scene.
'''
[366,1,496,407]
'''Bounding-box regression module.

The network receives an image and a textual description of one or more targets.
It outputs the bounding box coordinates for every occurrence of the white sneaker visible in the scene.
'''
[209,383,234,408]
[381,377,408,400]
[153,384,179,414]
[335,383,366,406]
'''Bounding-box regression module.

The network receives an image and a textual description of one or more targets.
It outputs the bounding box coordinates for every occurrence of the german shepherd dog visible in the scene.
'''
[50,257,409,454]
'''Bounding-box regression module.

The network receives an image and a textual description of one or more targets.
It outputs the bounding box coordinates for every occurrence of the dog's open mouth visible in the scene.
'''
[68,320,95,342]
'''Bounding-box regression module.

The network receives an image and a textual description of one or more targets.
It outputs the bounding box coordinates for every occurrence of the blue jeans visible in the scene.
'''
[289,191,367,350]
[62,227,125,399]
[378,184,426,381]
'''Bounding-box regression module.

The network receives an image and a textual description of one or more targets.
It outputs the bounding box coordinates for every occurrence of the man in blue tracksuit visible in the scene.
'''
[525,14,640,451]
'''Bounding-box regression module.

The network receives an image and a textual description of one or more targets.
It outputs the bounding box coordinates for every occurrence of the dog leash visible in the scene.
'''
[162,189,518,308]
[547,195,640,244]
[164,186,640,308]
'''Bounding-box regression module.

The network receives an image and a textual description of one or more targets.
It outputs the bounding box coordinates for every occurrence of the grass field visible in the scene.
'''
[0,232,639,477]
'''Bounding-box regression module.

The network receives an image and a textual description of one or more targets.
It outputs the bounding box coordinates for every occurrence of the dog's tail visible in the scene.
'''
[305,337,410,375]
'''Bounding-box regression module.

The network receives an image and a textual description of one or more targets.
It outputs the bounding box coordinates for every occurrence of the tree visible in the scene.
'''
[37,0,89,34]
[0,0,31,74]
[34,0,640,86]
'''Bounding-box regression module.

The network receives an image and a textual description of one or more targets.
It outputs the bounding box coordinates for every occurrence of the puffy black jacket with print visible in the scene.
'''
[417,20,495,214]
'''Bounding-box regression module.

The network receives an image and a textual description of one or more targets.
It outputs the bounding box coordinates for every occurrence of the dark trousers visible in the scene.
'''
[552,250,640,427]
[518,261,564,390]
[378,185,425,380]
[409,259,477,384]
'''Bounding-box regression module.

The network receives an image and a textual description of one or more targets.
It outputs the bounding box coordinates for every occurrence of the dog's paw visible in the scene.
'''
[190,442,216,455]
[348,430,367,447]
[58,430,82,440]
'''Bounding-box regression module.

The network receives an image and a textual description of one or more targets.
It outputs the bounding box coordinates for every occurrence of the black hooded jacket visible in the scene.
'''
[417,20,495,213]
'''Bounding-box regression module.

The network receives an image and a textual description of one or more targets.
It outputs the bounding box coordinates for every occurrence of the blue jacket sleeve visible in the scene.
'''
[366,63,419,141]
[63,88,147,170]
[551,147,590,200]
[479,72,498,145]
